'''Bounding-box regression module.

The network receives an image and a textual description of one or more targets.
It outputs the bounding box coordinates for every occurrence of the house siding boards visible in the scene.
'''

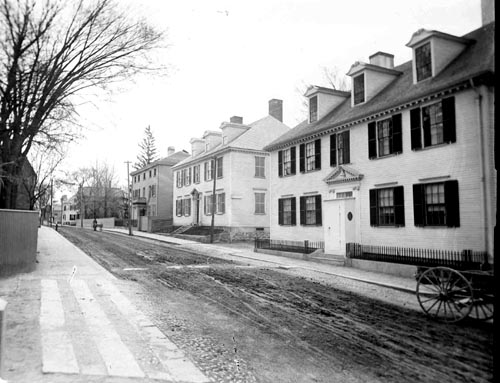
[268,23,495,260]
[173,113,289,238]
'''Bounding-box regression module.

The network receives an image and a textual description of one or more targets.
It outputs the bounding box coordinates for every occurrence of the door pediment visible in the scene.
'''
[323,165,363,185]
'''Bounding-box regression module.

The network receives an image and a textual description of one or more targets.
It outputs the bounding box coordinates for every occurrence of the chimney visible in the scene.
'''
[167,146,175,156]
[189,138,205,157]
[481,0,494,25]
[269,99,283,122]
[369,52,394,69]
[229,116,243,124]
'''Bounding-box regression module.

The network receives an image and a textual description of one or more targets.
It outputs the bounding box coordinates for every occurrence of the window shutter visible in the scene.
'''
[394,186,405,226]
[369,189,378,226]
[330,134,337,167]
[422,107,432,147]
[188,168,192,185]
[290,146,296,174]
[314,139,321,170]
[299,144,305,173]
[412,184,425,226]
[368,122,377,159]
[204,163,207,181]
[410,108,422,150]
[343,131,350,164]
[299,196,305,225]
[444,180,460,227]
[278,199,283,225]
[392,114,403,154]
[442,97,456,143]
[291,197,297,226]
[278,150,283,177]
[315,195,322,226]
[211,159,215,179]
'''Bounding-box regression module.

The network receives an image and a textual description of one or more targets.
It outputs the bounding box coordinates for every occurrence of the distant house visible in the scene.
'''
[265,20,495,263]
[131,149,189,232]
[172,99,289,241]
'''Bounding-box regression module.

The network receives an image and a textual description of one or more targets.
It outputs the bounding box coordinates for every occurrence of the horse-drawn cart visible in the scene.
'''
[415,266,494,323]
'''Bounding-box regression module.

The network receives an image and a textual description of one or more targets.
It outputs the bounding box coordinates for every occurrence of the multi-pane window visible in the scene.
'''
[415,42,432,82]
[204,160,214,181]
[151,185,156,197]
[330,131,350,166]
[176,199,183,216]
[154,168,156,177]
[369,186,405,227]
[299,139,321,172]
[149,170,152,178]
[255,157,265,178]
[299,195,322,226]
[377,119,393,156]
[216,157,223,178]
[411,97,455,150]
[193,165,200,183]
[182,168,191,186]
[176,171,183,188]
[278,147,296,177]
[255,193,265,214]
[413,181,459,227]
[422,102,443,146]
[143,173,145,180]
[183,197,191,216]
[204,195,213,215]
[309,95,318,123]
[305,142,316,171]
[278,197,296,226]
[216,193,225,214]
[353,73,365,105]
[368,114,402,159]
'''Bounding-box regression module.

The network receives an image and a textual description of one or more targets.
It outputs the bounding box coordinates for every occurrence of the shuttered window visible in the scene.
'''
[368,114,402,159]
[309,96,318,123]
[369,186,405,227]
[410,97,456,150]
[413,180,460,227]
[415,42,432,82]
[278,197,296,226]
[331,131,350,166]
[278,147,296,177]
[299,195,322,226]
[353,73,365,105]
[300,139,321,173]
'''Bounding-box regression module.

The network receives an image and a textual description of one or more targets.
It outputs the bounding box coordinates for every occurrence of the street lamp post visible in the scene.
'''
[125,161,133,236]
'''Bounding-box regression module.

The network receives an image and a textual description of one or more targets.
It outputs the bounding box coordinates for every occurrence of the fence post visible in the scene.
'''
[0,298,7,380]
[304,240,309,254]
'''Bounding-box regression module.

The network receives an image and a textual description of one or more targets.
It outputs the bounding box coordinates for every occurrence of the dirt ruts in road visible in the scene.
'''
[58,227,493,383]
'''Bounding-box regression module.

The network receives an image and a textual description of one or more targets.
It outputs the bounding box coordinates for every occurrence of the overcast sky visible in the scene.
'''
[57,0,482,196]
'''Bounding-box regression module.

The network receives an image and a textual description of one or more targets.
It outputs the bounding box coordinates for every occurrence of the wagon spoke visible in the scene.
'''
[419,294,440,304]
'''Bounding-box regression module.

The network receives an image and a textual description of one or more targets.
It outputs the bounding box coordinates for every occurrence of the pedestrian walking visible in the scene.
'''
[93,218,97,231]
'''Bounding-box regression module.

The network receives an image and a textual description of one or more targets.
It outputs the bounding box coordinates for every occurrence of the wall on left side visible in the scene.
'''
[0,209,38,275]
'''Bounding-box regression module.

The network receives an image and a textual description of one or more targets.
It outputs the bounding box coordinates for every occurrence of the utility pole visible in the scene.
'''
[125,161,133,236]
[50,178,53,228]
[210,157,217,243]
[79,181,84,228]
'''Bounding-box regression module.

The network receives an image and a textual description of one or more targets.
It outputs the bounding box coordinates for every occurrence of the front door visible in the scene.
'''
[324,198,356,255]
[191,190,200,225]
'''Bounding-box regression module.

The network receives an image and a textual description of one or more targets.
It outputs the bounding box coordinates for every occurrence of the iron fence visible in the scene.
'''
[346,243,489,270]
[255,238,324,254]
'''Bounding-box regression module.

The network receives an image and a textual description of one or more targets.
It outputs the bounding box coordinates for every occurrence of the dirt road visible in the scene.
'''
[58,227,493,383]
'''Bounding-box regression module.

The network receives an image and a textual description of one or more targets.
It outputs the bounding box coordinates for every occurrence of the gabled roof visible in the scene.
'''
[173,115,289,168]
[265,22,495,151]
[131,151,190,175]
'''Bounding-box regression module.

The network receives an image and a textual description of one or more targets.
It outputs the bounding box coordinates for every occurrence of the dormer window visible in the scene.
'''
[309,96,318,123]
[415,42,432,81]
[353,74,365,105]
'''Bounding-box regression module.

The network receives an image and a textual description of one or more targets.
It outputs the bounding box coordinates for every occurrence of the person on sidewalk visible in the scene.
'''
[93,218,97,231]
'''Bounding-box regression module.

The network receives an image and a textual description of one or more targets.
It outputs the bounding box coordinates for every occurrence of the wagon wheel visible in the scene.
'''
[468,293,494,321]
[416,267,473,323]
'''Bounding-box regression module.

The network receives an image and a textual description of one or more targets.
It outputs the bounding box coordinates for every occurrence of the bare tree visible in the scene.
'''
[21,143,66,210]
[0,0,166,209]
[134,125,158,170]
[295,65,350,122]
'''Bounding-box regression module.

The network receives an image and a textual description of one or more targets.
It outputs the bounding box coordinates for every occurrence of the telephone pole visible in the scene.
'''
[125,161,133,236]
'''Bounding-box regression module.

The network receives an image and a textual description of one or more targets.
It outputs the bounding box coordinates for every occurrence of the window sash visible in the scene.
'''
[377,118,393,156]
[353,74,365,105]
[282,198,292,225]
[305,196,317,225]
[216,157,223,178]
[255,157,265,177]
[216,193,225,214]
[282,149,292,175]
[422,102,444,146]
[305,142,315,171]
[416,43,432,82]
[193,165,200,183]
[255,193,265,214]
[424,183,446,225]
[309,96,318,122]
